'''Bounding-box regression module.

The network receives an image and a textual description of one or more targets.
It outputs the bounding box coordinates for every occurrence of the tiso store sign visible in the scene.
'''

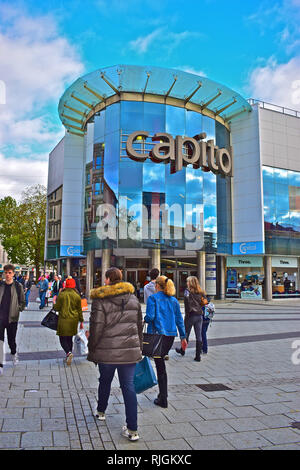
[126,131,233,177]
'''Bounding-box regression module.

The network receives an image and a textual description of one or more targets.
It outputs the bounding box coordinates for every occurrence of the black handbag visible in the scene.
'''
[142,332,164,358]
[41,309,58,331]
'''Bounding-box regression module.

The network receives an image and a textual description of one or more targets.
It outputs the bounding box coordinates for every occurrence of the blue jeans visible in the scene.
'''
[98,363,137,431]
[39,291,46,308]
[25,290,31,307]
[202,320,210,353]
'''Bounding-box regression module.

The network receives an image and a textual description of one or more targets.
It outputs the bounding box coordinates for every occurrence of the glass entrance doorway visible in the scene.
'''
[162,269,197,297]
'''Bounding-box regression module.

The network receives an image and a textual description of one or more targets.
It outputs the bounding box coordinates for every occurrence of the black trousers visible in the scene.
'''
[0,320,18,355]
[153,336,174,400]
[59,336,73,355]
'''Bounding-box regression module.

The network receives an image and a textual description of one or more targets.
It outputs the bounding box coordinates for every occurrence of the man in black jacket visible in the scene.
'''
[0,264,25,374]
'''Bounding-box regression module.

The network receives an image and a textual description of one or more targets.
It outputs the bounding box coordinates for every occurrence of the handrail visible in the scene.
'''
[248,98,300,118]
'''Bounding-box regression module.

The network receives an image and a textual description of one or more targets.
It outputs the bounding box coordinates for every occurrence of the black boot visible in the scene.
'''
[175,347,185,356]
[154,373,168,408]
[194,341,202,362]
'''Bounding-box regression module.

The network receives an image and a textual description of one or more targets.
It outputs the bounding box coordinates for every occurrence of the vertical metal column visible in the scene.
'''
[101,248,112,286]
[218,255,226,300]
[197,251,206,290]
[264,255,272,301]
[86,250,95,299]
[151,248,161,272]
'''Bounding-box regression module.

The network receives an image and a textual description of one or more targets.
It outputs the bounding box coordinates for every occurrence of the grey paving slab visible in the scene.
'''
[223,431,272,449]
[186,434,235,450]
[2,418,41,432]
[257,428,300,445]
[21,431,53,448]
[1,301,300,449]
[191,419,235,435]
[224,405,266,418]
[225,417,268,432]
[147,438,192,450]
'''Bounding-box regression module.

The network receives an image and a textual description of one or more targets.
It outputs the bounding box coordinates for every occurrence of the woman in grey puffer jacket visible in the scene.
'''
[87,267,143,441]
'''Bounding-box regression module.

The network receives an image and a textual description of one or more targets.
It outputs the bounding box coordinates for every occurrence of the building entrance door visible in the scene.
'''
[178,270,197,297]
[126,270,137,286]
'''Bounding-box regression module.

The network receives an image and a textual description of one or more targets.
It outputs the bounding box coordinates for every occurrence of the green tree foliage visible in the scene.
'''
[0,184,46,276]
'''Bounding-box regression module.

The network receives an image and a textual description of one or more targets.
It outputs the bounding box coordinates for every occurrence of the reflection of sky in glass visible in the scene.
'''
[104,130,119,198]
[121,101,143,131]
[202,116,215,140]
[186,110,202,137]
[144,102,165,133]
[186,167,203,203]
[166,106,185,135]
[143,161,165,193]
[263,165,300,233]
[90,100,233,247]
[119,160,143,194]
[94,112,105,143]
[105,103,120,135]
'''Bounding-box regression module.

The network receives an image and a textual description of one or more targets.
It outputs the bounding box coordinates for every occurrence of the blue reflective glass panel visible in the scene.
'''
[103,131,120,198]
[105,102,120,135]
[143,160,165,194]
[186,110,202,137]
[121,101,143,132]
[202,115,215,140]
[119,160,143,195]
[144,102,166,134]
[94,112,105,142]
[166,106,185,136]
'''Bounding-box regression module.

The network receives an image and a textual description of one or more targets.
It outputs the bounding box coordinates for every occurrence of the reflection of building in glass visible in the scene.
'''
[45,65,300,299]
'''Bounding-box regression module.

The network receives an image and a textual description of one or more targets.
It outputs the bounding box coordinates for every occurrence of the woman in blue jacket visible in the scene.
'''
[145,275,186,408]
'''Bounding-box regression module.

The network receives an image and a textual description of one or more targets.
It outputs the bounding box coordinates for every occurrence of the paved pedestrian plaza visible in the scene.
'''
[0,287,300,450]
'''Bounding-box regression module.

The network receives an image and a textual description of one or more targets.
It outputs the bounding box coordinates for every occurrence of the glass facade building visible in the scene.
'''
[263,166,300,255]
[84,101,231,255]
[45,65,300,300]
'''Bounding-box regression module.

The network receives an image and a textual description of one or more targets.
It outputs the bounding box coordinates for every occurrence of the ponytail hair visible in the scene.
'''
[155,275,176,297]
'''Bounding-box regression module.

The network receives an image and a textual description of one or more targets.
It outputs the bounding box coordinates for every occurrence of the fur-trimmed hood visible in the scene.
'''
[90,281,135,300]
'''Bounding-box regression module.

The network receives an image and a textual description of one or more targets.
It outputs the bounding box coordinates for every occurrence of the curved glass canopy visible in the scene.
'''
[58,64,251,136]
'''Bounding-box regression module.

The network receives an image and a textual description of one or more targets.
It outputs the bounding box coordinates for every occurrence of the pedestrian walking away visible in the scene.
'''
[37,274,49,309]
[53,276,83,365]
[52,274,63,304]
[145,275,186,408]
[23,274,32,308]
[143,268,159,305]
[175,276,208,362]
[87,267,143,442]
[0,264,25,374]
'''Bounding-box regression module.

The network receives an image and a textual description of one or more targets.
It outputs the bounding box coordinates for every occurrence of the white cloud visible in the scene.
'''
[248,56,300,110]
[129,28,203,55]
[129,28,163,54]
[0,7,85,200]
[176,66,207,77]
[0,153,48,201]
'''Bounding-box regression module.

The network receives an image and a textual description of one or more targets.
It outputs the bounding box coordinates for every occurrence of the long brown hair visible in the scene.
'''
[155,275,176,297]
[187,276,206,296]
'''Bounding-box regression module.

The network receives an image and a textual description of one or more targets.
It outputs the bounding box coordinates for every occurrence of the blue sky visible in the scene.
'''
[0,0,299,198]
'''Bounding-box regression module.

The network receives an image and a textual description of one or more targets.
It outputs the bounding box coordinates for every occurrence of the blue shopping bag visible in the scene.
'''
[134,357,158,394]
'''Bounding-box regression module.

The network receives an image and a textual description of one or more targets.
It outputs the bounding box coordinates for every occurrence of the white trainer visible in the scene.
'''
[94,411,106,421]
[121,425,139,441]
[12,353,19,365]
